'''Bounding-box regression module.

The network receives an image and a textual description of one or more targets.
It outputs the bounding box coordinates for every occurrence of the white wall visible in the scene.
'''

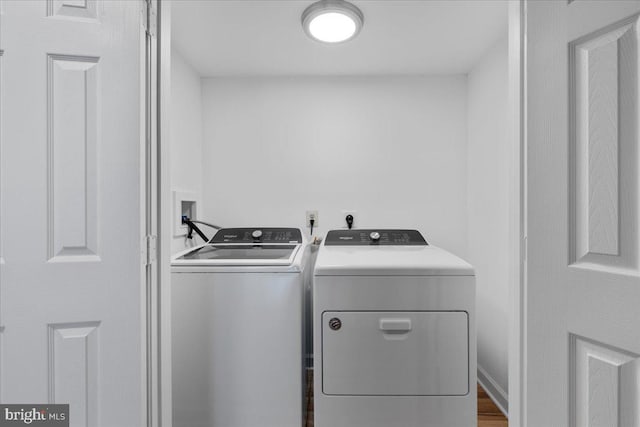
[200,76,469,256]
[467,38,509,410]
[172,40,511,414]
[170,48,204,253]
[172,55,510,407]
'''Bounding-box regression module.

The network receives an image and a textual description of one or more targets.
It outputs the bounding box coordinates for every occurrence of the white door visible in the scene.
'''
[526,1,640,426]
[0,1,147,426]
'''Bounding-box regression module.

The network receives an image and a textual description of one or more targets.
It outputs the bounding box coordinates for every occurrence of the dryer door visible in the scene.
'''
[322,311,469,396]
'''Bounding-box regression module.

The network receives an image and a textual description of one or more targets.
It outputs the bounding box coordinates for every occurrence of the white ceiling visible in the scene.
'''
[172,0,508,77]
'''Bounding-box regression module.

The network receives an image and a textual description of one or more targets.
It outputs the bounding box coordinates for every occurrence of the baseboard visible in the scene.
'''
[477,365,509,417]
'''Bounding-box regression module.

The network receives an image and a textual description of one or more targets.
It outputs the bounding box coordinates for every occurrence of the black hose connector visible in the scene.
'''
[182,216,210,242]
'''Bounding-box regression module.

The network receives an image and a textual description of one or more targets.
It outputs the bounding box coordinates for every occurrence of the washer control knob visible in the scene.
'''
[252,230,263,239]
[370,231,381,241]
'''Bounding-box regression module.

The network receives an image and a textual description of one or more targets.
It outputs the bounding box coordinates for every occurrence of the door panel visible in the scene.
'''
[49,322,100,427]
[527,1,640,426]
[0,1,144,425]
[47,0,99,21]
[571,336,639,427]
[569,14,639,274]
[48,54,100,261]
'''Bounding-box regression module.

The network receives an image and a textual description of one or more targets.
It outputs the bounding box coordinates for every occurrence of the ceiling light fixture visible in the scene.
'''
[302,0,364,44]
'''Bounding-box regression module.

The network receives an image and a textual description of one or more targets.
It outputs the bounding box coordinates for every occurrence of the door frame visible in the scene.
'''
[508,1,526,426]
[144,0,166,426]
[156,1,173,426]
[152,1,528,426]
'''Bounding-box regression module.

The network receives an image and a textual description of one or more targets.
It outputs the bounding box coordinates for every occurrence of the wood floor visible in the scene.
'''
[477,384,508,427]
[304,370,508,427]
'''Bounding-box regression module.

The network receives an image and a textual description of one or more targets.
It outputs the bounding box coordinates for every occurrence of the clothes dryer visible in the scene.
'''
[313,229,476,427]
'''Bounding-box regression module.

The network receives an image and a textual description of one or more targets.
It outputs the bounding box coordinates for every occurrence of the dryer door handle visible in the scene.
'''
[379,318,412,332]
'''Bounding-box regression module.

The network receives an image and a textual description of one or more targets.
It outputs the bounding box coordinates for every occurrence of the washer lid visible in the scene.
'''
[172,227,304,267]
[315,230,473,276]
[172,243,302,266]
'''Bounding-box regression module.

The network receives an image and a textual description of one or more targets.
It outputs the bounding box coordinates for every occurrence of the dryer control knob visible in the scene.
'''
[252,230,263,239]
[370,231,381,241]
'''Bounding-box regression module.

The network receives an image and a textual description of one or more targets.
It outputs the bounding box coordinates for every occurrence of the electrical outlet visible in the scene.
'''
[306,210,318,228]
[342,210,357,229]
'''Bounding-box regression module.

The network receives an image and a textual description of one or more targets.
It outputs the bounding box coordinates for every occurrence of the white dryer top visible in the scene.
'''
[314,243,474,276]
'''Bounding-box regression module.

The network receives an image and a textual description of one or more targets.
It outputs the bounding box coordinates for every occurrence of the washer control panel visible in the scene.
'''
[211,228,303,244]
[325,229,427,246]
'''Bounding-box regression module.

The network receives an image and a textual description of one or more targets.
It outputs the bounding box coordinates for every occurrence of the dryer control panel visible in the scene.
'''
[325,229,427,246]
[211,228,303,244]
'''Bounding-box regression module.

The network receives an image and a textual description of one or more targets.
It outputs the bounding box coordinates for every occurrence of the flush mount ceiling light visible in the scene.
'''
[302,0,364,44]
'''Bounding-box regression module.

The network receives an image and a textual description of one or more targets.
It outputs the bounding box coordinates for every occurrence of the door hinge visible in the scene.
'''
[143,0,157,38]
[144,235,157,266]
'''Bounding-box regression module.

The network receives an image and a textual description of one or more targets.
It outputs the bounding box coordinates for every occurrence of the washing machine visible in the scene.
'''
[313,229,476,427]
[171,227,309,427]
